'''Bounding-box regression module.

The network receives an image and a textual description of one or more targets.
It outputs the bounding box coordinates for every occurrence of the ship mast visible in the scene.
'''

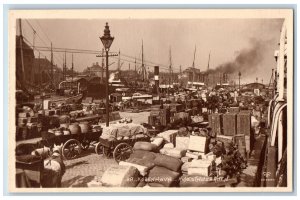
[192,45,196,86]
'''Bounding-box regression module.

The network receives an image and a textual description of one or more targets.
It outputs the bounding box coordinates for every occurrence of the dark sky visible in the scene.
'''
[19,18,284,84]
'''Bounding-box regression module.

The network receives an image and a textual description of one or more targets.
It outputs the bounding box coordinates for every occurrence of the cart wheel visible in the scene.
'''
[95,142,103,155]
[62,139,82,160]
[103,146,112,158]
[113,143,133,163]
[81,139,91,150]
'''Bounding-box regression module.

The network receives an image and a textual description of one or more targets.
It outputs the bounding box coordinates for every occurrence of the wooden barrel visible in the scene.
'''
[54,129,63,136]
[60,123,69,129]
[69,124,81,134]
[59,115,70,124]
[79,123,90,134]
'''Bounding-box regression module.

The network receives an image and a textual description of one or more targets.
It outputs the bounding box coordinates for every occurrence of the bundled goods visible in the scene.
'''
[154,154,183,172]
[163,143,174,149]
[175,136,190,150]
[101,165,140,187]
[181,162,191,174]
[157,130,178,144]
[191,115,204,123]
[133,142,158,152]
[159,147,186,159]
[101,124,148,140]
[147,166,181,187]
[151,137,164,148]
[119,161,151,176]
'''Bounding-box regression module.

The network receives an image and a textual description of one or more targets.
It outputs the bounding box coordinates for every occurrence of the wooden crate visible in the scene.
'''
[228,107,240,113]
[222,113,237,136]
[208,113,223,137]
[237,112,251,135]
[148,115,159,126]
[159,108,170,125]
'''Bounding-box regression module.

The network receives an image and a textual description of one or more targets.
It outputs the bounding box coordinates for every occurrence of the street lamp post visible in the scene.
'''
[238,71,241,93]
[100,22,114,127]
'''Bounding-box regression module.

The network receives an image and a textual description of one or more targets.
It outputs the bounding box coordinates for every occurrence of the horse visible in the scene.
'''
[32,143,66,187]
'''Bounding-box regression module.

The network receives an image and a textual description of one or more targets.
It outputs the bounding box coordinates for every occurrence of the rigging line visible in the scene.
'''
[23,20,64,66]
[27,45,170,68]
[20,43,179,71]
[22,36,64,66]
[120,53,169,68]
[24,19,49,47]
[34,19,52,43]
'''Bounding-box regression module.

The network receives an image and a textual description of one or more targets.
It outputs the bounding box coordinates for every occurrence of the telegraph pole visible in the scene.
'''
[101,48,104,82]
[72,54,74,83]
[141,40,146,81]
[118,49,121,72]
[64,50,67,81]
[51,42,53,86]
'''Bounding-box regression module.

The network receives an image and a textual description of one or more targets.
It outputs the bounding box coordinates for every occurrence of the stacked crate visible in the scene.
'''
[222,113,237,136]
[159,108,171,126]
[228,107,240,113]
[208,113,223,137]
[237,112,251,153]
[148,106,161,126]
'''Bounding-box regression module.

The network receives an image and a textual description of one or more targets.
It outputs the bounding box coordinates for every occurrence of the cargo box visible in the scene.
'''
[222,113,237,136]
[208,113,223,136]
[237,112,251,135]
[228,107,240,113]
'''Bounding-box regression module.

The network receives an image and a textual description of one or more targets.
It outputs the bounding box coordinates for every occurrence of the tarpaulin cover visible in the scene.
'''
[101,123,147,140]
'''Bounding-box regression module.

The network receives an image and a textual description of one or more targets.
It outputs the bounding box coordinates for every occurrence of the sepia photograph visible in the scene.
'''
[8,9,294,193]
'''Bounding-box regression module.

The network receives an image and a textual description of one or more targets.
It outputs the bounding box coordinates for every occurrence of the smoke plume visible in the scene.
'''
[208,38,266,75]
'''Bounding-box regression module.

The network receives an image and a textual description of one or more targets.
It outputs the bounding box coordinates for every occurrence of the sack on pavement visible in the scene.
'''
[147,166,180,187]
[133,142,157,152]
[101,165,140,187]
[154,154,183,172]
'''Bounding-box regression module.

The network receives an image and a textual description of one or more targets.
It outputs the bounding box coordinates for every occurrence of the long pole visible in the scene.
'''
[105,50,109,127]
[72,54,74,83]
[51,42,53,86]
[239,74,241,92]
[19,19,25,82]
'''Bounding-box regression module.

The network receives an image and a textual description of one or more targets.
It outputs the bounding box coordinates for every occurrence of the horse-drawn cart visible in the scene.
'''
[41,129,102,160]
[95,123,150,163]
